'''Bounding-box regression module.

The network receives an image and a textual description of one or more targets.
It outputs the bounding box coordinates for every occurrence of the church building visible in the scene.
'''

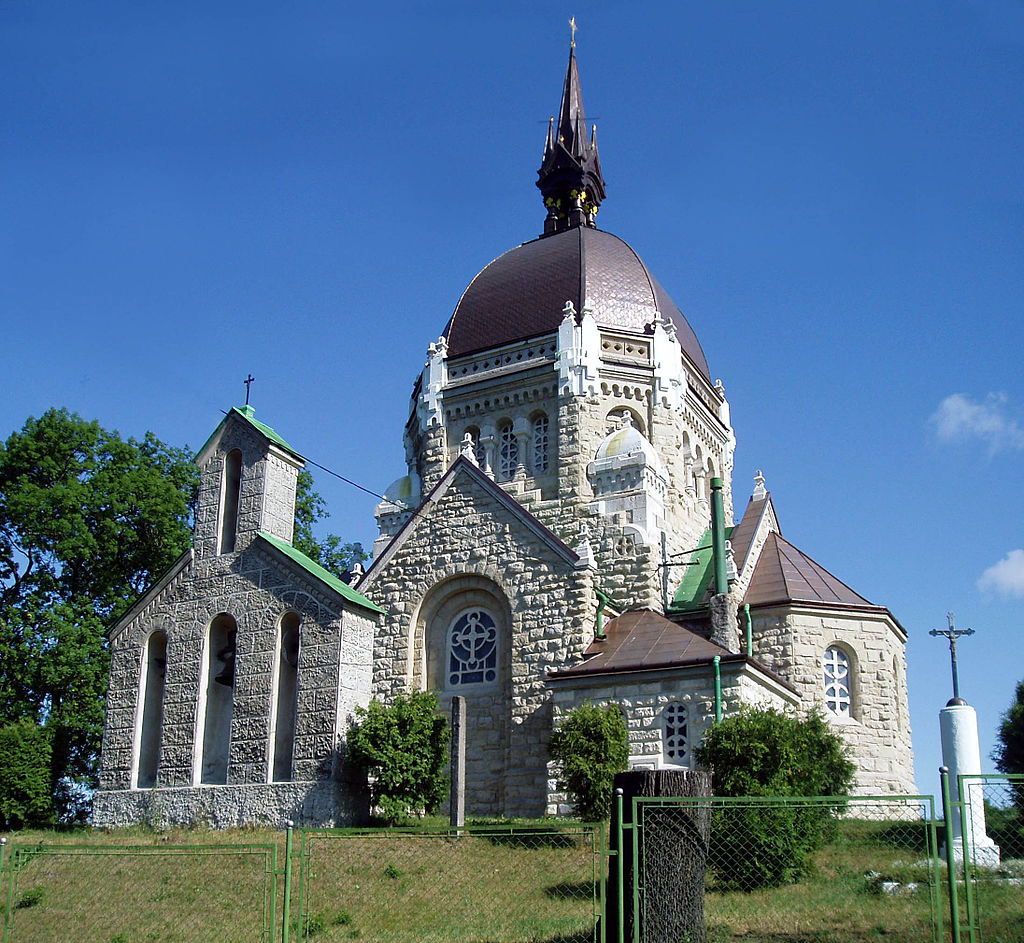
[94,41,915,828]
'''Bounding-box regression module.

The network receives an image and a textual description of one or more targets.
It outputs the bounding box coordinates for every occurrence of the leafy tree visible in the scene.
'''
[0,408,197,823]
[293,469,368,579]
[548,703,629,821]
[694,707,855,889]
[993,679,1024,811]
[0,719,54,829]
[346,691,450,825]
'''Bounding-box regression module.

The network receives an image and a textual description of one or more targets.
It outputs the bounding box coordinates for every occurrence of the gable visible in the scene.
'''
[361,456,578,588]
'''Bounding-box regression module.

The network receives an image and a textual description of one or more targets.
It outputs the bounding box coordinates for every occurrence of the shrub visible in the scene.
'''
[346,691,450,825]
[0,719,54,829]
[548,703,629,821]
[694,707,855,890]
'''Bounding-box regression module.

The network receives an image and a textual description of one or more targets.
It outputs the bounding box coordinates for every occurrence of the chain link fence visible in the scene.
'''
[628,795,943,943]
[297,825,603,943]
[0,841,278,943]
[958,774,1024,943]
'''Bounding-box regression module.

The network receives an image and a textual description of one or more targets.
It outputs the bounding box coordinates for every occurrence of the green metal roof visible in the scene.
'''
[257,531,384,615]
[197,405,303,462]
[667,526,734,614]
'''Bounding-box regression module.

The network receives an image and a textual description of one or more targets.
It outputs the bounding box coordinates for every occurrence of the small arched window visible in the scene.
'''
[199,614,237,784]
[662,702,689,767]
[448,608,498,687]
[823,646,852,718]
[219,449,243,554]
[498,422,517,480]
[135,631,167,788]
[270,612,300,782]
[532,414,549,475]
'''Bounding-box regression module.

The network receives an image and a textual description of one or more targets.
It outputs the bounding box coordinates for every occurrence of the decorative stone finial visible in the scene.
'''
[574,524,596,569]
[562,300,577,322]
[459,433,479,465]
[753,470,767,500]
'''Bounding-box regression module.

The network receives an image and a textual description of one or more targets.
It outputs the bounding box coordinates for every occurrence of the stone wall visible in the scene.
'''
[95,540,373,828]
[361,465,595,819]
[546,664,795,815]
[749,605,916,795]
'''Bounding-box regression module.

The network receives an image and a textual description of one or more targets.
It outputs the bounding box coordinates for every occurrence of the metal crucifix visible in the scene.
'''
[244,374,255,405]
[929,611,974,702]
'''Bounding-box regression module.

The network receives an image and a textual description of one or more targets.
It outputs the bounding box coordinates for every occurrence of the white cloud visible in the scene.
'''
[931,392,1024,454]
[977,549,1024,598]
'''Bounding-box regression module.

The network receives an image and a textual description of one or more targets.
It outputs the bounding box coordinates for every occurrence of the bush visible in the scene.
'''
[0,719,54,829]
[548,703,629,821]
[346,691,450,825]
[694,707,855,890]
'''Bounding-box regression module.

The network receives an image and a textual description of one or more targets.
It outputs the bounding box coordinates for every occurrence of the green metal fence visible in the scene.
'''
[296,824,604,943]
[956,774,1024,943]
[6,788,1021,943]
[618,794,944,943]
[0,840,278,943]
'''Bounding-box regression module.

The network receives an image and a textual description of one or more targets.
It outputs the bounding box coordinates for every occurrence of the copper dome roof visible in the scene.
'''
[442,226,710,381]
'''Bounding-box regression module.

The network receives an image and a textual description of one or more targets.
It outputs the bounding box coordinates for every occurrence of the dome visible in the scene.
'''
[594,420,665,474]
[442,226,710,380]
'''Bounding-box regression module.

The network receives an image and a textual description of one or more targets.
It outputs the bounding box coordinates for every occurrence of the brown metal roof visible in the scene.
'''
[743,532,878,610]
[550,608,730,678]
[443,227,710,379]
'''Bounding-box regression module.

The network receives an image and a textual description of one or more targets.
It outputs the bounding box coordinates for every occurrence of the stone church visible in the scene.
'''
[94,43,915,828]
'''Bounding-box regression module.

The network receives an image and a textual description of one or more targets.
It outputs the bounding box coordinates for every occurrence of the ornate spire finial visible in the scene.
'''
[536,27,606,235]
[569,16,577,48]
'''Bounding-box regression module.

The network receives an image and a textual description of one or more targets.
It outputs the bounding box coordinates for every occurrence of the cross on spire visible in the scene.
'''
[244,374,255,405]
[569,16,577,48]
[929,611,975,703]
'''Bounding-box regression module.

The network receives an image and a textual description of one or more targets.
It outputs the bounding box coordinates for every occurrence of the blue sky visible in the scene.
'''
[2,1,1022,796]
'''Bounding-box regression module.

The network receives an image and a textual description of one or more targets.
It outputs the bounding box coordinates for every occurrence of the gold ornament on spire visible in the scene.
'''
[569,16,577,48]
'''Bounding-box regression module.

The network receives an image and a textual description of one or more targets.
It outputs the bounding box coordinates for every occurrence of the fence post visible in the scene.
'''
[615,789,625,943]
[0,837,7,943]
[282,820,294,943]
[940,767,962,943]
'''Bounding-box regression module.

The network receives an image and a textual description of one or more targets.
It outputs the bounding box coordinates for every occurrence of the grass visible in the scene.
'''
[2,817,1023,942]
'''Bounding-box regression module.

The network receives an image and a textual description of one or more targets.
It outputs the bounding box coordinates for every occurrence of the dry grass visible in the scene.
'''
[3,819,1022,943]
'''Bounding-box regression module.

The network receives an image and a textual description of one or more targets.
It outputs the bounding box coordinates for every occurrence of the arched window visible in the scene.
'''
[219,449,242,554]
[823,646,852,718]
[498,422,517,480]
[135,631,167,788]
[662,702,689,767]
[198,614,237,784]
[448,608,498,687]
[270,612,300,782]
[532,414,549,475]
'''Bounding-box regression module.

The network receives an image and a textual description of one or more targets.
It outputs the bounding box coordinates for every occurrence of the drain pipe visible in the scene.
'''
[710,477,729,595]
[713,656,723,723]
[595,589,610,641]
[743,603,753,657]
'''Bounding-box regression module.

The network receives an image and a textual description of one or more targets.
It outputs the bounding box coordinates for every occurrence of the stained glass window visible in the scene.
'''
[448,609,498,686]
[663,702,688,765]
[498,422,518,480]
[533,415,549,474]
[824,646,852,717]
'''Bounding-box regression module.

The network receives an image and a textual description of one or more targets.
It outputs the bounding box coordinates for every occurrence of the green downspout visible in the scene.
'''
[713,656,722,723]
[710,477,728,594]
[743,603,752,657]
[595,590,610,640]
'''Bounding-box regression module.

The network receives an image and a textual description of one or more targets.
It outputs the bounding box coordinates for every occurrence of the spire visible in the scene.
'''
[537,30,607,235]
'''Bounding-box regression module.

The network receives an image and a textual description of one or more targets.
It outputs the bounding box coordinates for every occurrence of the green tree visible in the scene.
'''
[548,703,629,821]
[346,691,450,825]
[694,707,855,889]
[0,408,197,822]
[0,719,54,828]
[993,679,1024,811]
[293,469,368,578]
